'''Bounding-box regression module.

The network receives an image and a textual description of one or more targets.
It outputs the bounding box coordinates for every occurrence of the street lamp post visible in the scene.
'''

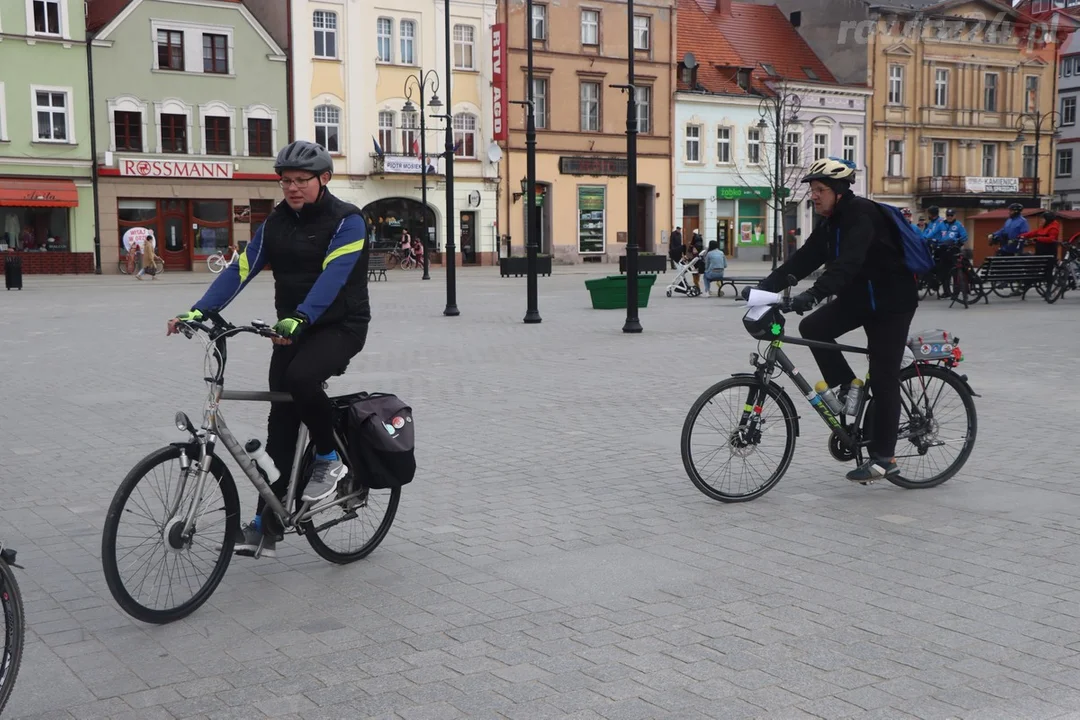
[613,0,641,332]
[758,87,800,271]
[441,0,459,316]
[1015,110,1061,203]
[402,70,442,281]
[523,0,541,323]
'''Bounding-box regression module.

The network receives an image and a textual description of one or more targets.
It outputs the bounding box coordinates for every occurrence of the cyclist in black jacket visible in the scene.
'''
[755,157,919,482]
[166,141,370,558]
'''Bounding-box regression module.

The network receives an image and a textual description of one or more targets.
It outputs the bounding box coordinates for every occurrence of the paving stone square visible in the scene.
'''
[2,261,1080,719]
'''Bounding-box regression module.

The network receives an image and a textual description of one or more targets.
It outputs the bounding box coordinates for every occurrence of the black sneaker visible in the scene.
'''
[231,520,277,558]
[846,457,900,484]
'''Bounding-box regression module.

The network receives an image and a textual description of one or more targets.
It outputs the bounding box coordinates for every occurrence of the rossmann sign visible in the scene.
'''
[118,159,234,179]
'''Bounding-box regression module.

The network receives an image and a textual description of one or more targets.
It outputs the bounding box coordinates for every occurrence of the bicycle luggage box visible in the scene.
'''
[346,392,416,489]
[907,328,958,360]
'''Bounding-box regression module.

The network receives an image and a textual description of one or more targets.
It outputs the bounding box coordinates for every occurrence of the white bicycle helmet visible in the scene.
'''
[801,157,856,184]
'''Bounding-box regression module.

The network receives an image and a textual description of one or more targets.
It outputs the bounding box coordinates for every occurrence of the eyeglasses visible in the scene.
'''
[278,175,318,189]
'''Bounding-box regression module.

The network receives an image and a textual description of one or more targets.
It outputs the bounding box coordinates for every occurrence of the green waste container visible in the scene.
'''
[584,274,657,310]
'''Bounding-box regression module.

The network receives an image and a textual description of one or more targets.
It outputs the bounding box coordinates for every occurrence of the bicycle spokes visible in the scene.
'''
[896,369,972,480]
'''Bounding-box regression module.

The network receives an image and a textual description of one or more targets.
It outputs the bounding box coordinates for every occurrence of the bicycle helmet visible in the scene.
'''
[274,140,334,176]
[1008,202,1024,213]
[800,157,856,185]
[927,205,940,216]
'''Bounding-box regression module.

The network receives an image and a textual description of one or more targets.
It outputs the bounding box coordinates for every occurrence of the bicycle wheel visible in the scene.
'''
[154,258,165,275]
[385,251,400,269]
[991,280,1020,299]
[118,260,130,275]
[207,254,225,273]
[862,364,977,489]
[102,446,240,624]
[0,558,24,714]
[296,443,401,564]
[681,377,797,502]
[1046,264,1070,304]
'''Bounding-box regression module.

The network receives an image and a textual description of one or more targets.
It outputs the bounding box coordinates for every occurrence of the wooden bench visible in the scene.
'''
[976,254,1056,303]
[368,253,388,282]
[718,276,766,298]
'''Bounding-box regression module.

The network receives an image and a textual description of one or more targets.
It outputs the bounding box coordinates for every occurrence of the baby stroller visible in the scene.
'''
[665,254,702,297]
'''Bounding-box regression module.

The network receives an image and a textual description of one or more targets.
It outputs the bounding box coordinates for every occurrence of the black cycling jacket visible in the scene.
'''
[760,192,918,315]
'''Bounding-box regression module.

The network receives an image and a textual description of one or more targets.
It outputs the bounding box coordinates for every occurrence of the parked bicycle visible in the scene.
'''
[101,311,401,624]
[1049,240,1080,303]
[118,256,165,276]
[0,541,24,714]
[207,246,240,274]
[682,285,979,502]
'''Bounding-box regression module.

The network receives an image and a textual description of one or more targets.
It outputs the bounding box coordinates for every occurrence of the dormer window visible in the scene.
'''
[761,63,776,76]
[737,69,750,91]
[680,63,697,87]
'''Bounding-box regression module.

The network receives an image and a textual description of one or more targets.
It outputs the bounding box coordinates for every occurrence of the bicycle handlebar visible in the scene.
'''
[175,310,281,342]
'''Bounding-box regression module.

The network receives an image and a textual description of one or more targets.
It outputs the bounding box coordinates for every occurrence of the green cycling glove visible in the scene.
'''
[272,315,307,338]
[176,309,203,322]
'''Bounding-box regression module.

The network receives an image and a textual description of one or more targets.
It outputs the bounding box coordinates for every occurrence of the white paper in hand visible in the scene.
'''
[746,289,783,308]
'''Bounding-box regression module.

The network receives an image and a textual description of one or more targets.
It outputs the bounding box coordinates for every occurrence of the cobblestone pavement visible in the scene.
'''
[3,263,1080,720]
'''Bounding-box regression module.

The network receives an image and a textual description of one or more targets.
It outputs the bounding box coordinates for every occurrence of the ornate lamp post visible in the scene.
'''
[613,0,641,332]
[758,85,800,271]
[402,70,442,281]
[441,0,459,316]
[1015,110,1061,202]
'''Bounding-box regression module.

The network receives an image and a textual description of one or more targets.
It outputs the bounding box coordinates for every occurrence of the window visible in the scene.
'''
[1023,145,1036,177]
[717,127,731,163]
[400,111,417,155]
[888,139,903,177]
[377,18,392,62]
[33,89,68,142]
[813,132,828,161]
[313,10,337,58]
[934,68,948,107]
[204,116,230,155]
[932,141,947,176]
[400,20,416,65]
[114,111,142,151]
[804,67,819,81]
[160,113,187,153]
[1067,57,1075,77]
[532,4,547,40]
[32,0,61,34]
[580,81,600,131]
[1026,76,1039,112]
[203,34,228,74]
[888,65,904,104]
[453,24,474,69]
[157,30,184,71]
[247,118,272,156]
[984,73,998,111]
[842,134,857,165]
[378,110,394,152]
[453,114,477,158]
[761,63,776,76]
[982,143,997,176]
[533,78,548,129]
[314,105,340,153]
[0,83,7,142]
[1057,148,1072,177]
[1063,96,1077,125]
[747,128,761,164]
[1033,0,1049,11]
[581,10,598,46]
[685,124,700,162]
[635,85,650,134]
[633,15,650,50]
[785,131,801,166]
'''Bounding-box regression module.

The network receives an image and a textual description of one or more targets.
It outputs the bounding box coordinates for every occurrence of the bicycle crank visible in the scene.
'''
[828,431,856,462]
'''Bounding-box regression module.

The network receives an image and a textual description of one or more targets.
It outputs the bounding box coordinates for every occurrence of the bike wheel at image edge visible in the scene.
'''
[682,377,798,503]
[102,445,240,624]
[0,556,24,714]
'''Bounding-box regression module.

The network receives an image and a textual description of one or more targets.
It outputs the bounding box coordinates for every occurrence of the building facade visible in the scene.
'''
[287,0,500,265]
[496,0,676,264]
[674,0,869,259]
[87,0,287,273]
[0,0,95,274]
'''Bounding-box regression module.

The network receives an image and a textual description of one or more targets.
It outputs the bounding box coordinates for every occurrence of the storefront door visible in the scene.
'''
[717,218,733,256]
[161,200,190,270]
[460,211,477,264]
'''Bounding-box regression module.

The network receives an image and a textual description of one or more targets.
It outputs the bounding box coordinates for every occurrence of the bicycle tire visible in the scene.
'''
[991,281,1020,299]
[681,377,797,503]
[296,443,401,564]
[385,251,400,269]
[207,255,225,273]
[1046,265,1070,304]
[102,446,240,624]
[154,258,165,275]
[864,364,977,489]
[118,260,131,275]
[0,558,24,715]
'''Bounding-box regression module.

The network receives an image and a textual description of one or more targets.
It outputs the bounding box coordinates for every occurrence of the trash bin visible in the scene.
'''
[5,255,22,290]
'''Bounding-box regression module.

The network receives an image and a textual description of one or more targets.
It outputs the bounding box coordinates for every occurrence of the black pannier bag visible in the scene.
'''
[346,393,416,489]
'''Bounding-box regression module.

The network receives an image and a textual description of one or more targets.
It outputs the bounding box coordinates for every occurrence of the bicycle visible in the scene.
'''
[0,541,24,714]
[682,283,979,502]
[118,256,165,275]
[207,247,239,274]
[1048,240,1080,303]
[101,311,400,624]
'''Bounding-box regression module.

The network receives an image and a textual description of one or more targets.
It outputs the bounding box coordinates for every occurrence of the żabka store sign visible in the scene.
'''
[118,159,234,179]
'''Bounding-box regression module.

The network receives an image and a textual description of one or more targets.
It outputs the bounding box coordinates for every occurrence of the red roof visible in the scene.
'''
[87,0,242,32]
[678,0,837,96]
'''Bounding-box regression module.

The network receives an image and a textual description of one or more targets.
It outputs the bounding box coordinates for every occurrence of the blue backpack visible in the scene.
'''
[874,202,934,277]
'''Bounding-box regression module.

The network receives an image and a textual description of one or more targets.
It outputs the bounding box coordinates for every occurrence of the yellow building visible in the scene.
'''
[866,0,1066,226]
[497,0,677,263]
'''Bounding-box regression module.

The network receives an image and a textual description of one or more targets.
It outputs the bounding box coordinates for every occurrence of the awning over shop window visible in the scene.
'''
[0,178,79,208]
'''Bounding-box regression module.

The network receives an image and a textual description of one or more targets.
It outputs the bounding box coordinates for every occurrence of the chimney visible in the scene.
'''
[716,0,731,14]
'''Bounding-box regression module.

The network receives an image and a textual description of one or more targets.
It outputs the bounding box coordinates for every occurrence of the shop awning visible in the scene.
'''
[0,178,79,208]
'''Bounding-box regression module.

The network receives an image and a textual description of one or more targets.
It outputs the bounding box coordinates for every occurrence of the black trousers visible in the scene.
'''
[933,245,959,295]
[799,301,915,460]
[258,325,367,514]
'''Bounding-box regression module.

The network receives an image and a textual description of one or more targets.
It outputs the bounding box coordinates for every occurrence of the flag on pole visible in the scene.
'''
[372,136,384,157]
[412,138,421,157]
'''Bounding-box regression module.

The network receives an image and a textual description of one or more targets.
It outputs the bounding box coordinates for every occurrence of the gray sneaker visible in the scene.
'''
[231,520,277,558]
[303,457,348,502]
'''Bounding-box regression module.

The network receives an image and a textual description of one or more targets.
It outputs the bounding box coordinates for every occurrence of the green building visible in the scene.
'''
[0,0,96,273]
